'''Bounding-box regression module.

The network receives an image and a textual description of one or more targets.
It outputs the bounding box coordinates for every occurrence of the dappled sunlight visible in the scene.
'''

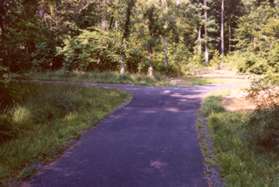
[165,107,181,113]
[12,106,32,125]
[150,160,168,174]
[63,112,78,122]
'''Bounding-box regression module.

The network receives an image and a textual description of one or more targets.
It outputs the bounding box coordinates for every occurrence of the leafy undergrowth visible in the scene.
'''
[15,70,212,87]
[0,82,130,184]
[201,96,279,186]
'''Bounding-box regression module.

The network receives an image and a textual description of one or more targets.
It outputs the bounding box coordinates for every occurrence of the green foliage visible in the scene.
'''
[58,29,122,71]
[201,96,225,116]
[0,82,129,182]
[202,96,279,186]
[247,73,279,151]
[225,51,270,74]
[231,4,279,75]
[268,43,279,73]
[156,43,193,76]
[209,50,221,67]
[0,0,232,77]
[247,106,279,152]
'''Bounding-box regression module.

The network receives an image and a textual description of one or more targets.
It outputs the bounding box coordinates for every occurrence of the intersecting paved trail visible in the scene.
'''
[29,82,246,187]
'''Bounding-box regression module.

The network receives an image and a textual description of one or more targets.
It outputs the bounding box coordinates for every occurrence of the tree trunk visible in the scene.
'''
[118,0,135,75]
[119,40,126,75]
[101,0,108,30]
[204,0,209,65]
[147,47,154,78]
[220,0,224,68]
[101,18,108,30]
[120,54,126,75]
[161,36,169,67]
[0,0,5,40]
[0,0,6,64]
[228,21,232,52]
[197,26,202,55]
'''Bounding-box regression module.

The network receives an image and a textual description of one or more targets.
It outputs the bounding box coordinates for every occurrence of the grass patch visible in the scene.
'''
[201,96,226,116]
[15,70,212,87]
[0,82,130,184]
[200,96,279,186]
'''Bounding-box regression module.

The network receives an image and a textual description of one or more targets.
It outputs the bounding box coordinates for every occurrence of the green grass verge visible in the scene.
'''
[14,70,212,87]
[0,82,130,184]
[200,96,279,186]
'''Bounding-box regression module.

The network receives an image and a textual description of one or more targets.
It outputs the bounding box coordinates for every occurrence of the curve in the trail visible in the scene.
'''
[28,83,241,187]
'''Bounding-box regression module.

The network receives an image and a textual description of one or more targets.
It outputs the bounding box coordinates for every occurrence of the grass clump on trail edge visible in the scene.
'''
[0,82,130,183]
[201,96,279,186]
[18,70,212,87]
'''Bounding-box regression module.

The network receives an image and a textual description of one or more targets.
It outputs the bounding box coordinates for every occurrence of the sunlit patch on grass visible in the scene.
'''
[63,112,78,122]
[12,106,32,125]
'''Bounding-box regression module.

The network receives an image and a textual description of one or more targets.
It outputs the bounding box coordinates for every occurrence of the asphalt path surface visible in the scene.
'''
[29,83,244,187]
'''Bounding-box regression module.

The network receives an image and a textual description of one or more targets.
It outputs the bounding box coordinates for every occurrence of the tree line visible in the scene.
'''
[0,0,278,78]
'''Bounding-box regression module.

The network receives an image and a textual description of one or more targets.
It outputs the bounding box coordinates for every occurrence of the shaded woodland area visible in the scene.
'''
[0,0,278,77]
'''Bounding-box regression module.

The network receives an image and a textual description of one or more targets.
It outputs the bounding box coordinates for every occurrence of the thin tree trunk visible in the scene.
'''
[120,40,126,75]
[228,21,232,52]
[253,37,257,50]
[197,26,202,55]
[0,0,6,64]
[120,54,126,75]
[119,0,135,75]
[0,0,5,41]
[161,36,169,67]
[109,16,114,30]
[101,0,108,30]
[220,0,224,68]
[147,47,154,78]
[101,17,108,30]
[204,0,209,65]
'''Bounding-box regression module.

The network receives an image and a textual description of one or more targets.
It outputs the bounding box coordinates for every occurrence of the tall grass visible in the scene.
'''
[0,82,130,184]
[201,96,279,186]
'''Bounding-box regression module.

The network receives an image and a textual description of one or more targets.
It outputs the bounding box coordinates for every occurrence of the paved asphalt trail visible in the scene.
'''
[29,83,240,187]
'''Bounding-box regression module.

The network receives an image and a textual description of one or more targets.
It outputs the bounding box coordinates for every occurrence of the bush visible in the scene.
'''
[58,29,123,71]
[58,28,198,76]
[268,43,279,73]
[209,50,221,68]
[201,96,279,186]
[226,44,279,75]
[239,52,268,74]
[247,106,279,151]
[248,73,279,151]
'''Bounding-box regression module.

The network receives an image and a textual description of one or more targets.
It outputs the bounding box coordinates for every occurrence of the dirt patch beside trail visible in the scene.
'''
[222,97,256,112]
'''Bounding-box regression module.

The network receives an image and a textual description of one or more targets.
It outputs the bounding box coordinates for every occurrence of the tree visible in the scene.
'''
[119,0,136,75]
[220,0,224,66]
[203,0,209,64]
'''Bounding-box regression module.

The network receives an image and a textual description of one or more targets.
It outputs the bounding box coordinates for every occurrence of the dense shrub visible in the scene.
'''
[209,50,221,67]
[225,52,270,75]
[57,28,198,76]
[247,73,279,151]
[202,96,279,186]
[247,106,279,151]
[58,29,122,71]
[268,43,279,73]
